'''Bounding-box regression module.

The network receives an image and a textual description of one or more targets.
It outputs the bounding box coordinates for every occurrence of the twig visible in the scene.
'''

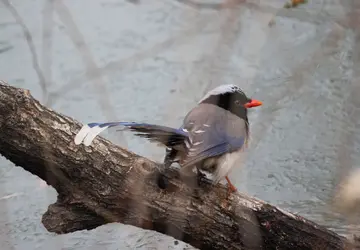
[174,0,245,10]
[1,0,48,102]
[42,0,55,107]
[47,14,210,104]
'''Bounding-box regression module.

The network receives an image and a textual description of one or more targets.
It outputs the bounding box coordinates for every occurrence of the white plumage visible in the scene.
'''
[74,125,92,145]
[198,84,244,103]
[74,124,122,146]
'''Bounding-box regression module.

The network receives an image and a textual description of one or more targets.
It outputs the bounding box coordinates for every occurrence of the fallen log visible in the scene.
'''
[0,83,354,250]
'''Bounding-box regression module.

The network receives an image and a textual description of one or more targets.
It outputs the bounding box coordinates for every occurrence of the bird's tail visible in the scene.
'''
[74,121,188,147]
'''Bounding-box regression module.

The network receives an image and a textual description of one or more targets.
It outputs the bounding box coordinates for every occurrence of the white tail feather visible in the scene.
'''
[74,122,131,146]
[83,126,109,146]
[74,125,91,145]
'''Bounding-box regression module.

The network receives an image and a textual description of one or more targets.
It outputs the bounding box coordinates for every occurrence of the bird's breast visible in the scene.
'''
[200,149,245,183]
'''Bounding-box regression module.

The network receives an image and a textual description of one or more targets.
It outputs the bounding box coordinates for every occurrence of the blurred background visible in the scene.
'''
[0,0,360,249]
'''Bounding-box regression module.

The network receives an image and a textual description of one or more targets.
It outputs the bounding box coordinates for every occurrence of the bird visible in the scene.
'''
[74,84,262,193]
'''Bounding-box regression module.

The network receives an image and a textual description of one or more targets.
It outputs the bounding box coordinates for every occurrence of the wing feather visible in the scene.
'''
[179,104,247,169]
[74,121,188,146]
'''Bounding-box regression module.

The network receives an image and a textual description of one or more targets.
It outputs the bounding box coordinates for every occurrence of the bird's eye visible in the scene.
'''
[234,100,241,106]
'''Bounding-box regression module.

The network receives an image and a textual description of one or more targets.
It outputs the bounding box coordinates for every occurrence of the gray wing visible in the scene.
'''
[180,103,248,169]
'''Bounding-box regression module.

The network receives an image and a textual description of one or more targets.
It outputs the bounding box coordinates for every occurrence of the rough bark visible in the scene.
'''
[0,83,355,250]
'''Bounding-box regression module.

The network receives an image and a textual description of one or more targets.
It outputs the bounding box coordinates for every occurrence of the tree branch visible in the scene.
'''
[0,83,354,249]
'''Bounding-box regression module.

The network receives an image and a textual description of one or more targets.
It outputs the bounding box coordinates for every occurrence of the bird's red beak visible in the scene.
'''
[244,99,262,108]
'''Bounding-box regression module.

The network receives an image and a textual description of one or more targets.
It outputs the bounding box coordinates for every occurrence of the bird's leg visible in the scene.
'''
[196,167,206,185]
[225,176,237,193]
[220,176,238,207]
[163,150,174,171]
[157,151,174,189]
[157,170,168,189]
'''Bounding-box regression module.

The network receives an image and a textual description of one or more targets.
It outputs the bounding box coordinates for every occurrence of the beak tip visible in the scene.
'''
[245,99,262,108]
[252,99,262,107]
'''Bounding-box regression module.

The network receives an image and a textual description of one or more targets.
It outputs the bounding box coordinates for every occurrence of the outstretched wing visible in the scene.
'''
[180,104,248,169]
[74,122,188,146]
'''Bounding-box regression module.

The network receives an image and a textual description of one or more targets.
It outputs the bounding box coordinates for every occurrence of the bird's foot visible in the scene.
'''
[196,172,204,187]
[227,183,237,193]
[225,176,238,198]
[157,172,169,189]
[156,163,169,189]
[197,171,206,179]
[197,170,211,187]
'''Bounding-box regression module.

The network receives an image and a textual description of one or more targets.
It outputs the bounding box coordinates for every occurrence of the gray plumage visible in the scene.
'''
[169,103,248,183]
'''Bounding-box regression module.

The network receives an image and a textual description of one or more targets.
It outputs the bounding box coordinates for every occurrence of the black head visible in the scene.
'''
[199,85,262,121]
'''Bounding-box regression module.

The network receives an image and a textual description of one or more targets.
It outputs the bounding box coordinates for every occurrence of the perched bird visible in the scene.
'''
[74,84,262,193]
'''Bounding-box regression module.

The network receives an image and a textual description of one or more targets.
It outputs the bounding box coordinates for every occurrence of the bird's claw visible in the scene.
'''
[225,176,238,199]
[227,183,237,193]
[196,171,207,187]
